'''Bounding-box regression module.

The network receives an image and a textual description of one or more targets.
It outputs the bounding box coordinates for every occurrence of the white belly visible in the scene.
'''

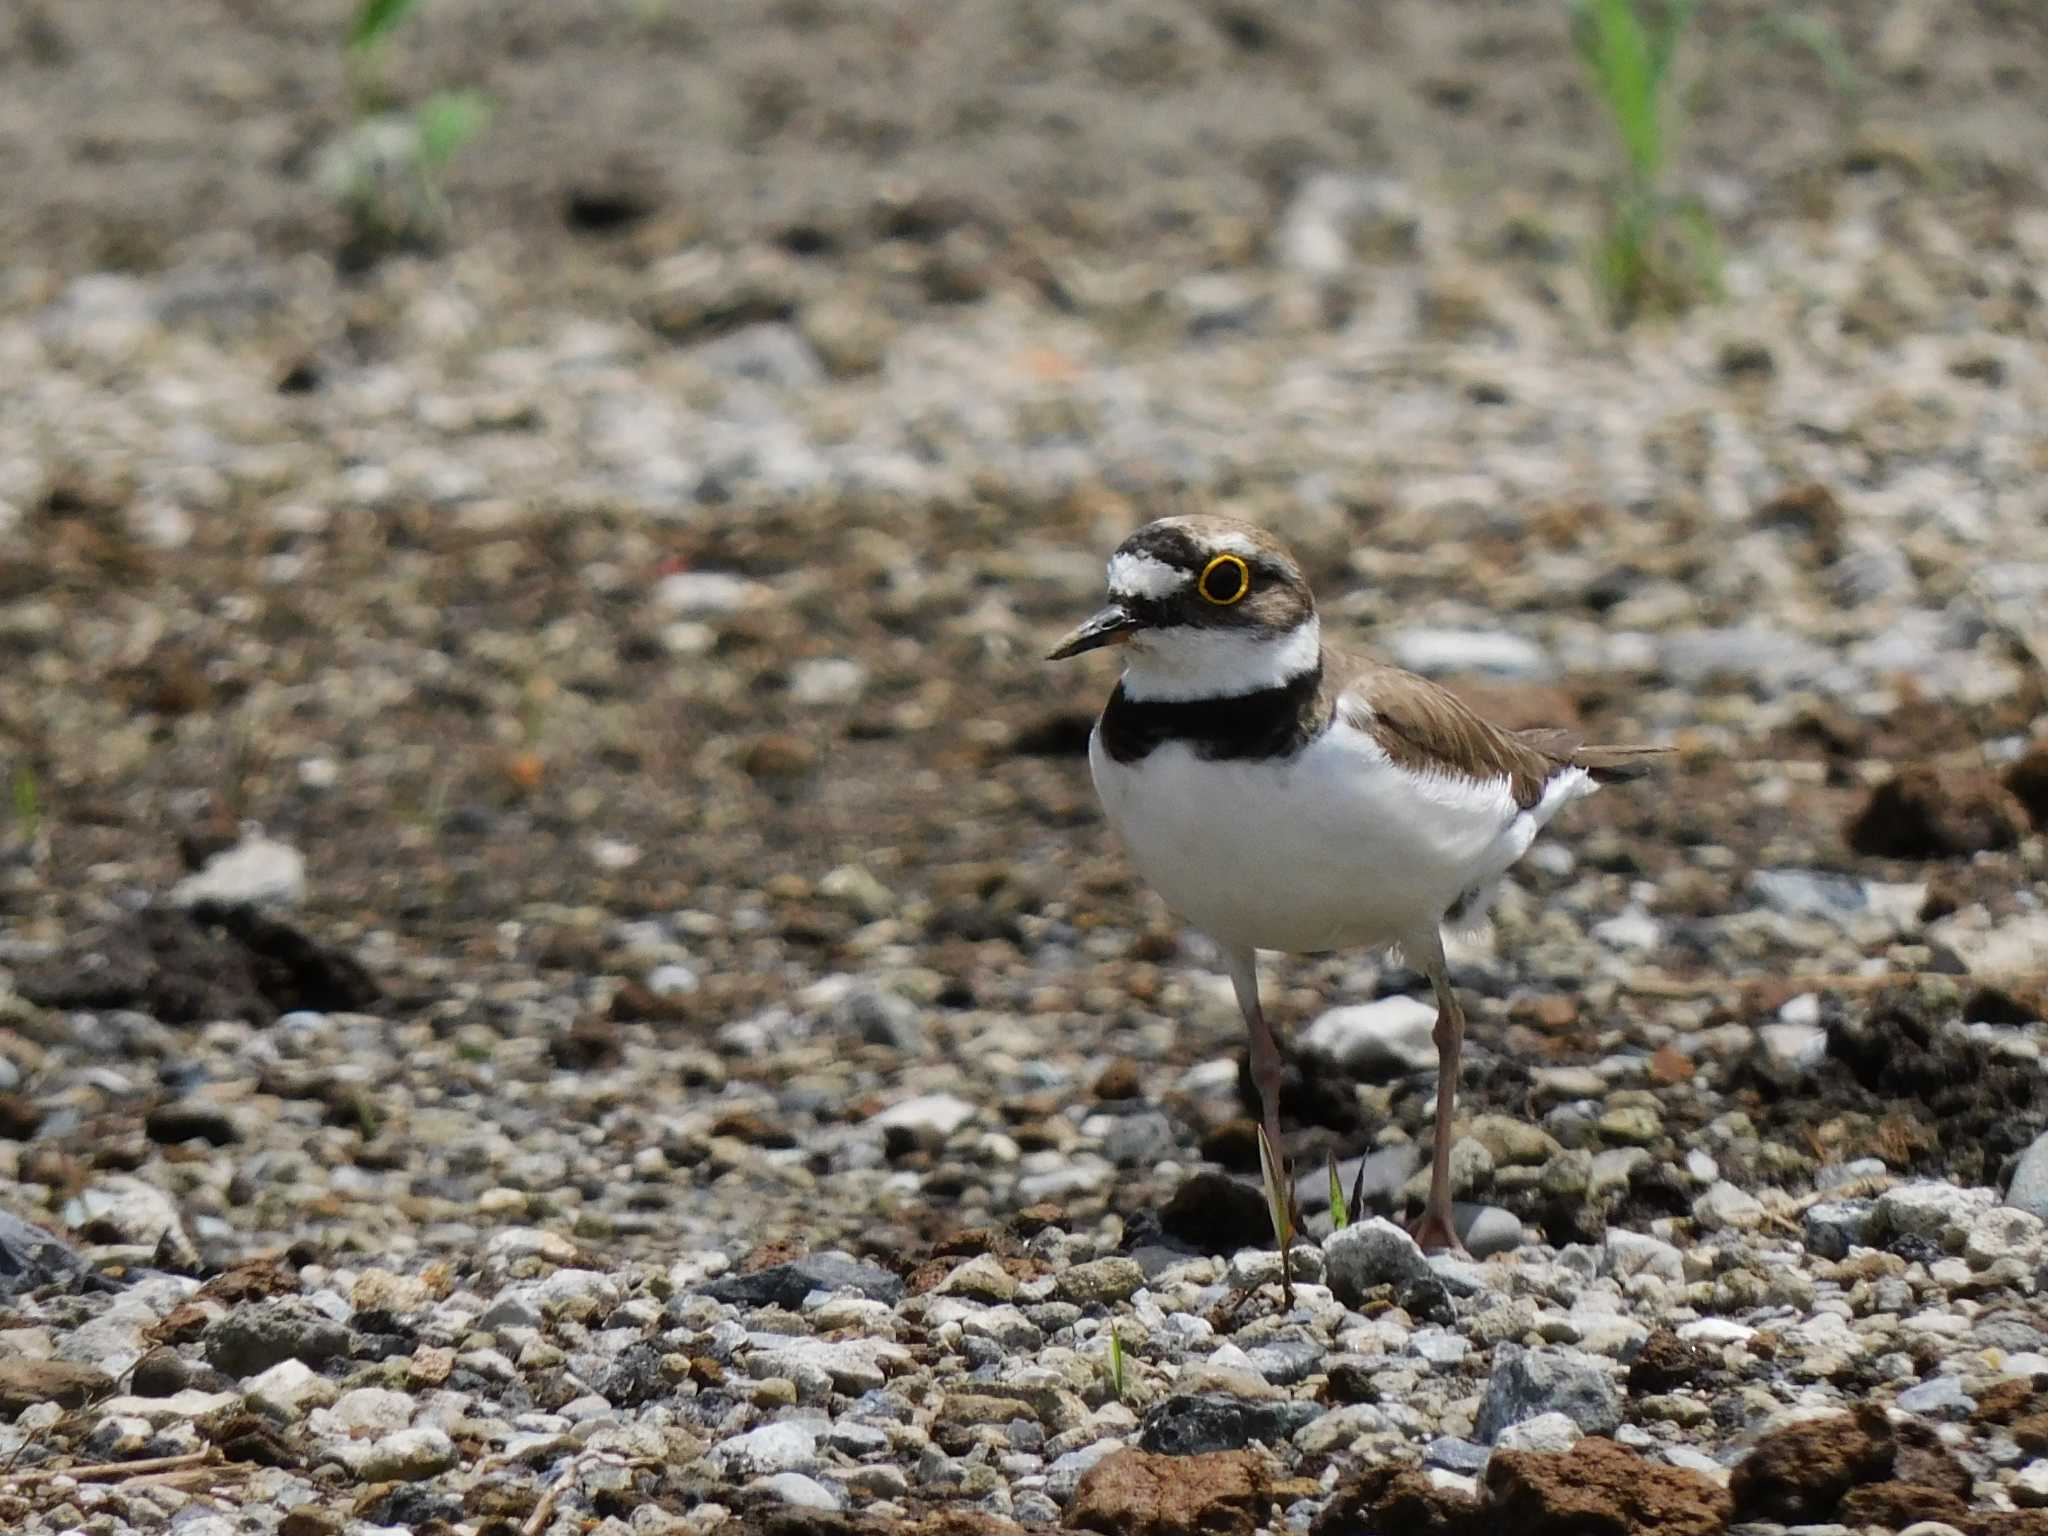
[1090,718,1593,955]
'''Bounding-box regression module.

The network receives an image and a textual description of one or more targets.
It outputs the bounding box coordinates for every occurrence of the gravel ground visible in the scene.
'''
[5,3,2048,1534]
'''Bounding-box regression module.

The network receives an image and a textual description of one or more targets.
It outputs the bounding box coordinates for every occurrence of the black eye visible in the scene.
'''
[1199,553,1250,605]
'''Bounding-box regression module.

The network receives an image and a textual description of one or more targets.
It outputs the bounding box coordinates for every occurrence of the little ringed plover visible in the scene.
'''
[1050,515,1669,1255]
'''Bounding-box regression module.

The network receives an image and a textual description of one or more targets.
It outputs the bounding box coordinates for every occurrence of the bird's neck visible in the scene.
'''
[1118,616,1322,703]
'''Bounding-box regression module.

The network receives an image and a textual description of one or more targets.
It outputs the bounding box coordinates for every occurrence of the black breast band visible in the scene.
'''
[1098,665,1325,765]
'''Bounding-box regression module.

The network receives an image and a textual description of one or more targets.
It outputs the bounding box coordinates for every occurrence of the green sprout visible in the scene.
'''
[1327,1150,1350,1232]
[11,764,39,841]
[1105,1325,1127,1402]
[331,0,490,258]
[1256,1123,1295,1307]
[1570,0,1718,324]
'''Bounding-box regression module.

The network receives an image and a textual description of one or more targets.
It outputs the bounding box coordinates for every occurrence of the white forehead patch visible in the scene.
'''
[1107,551,1190,601]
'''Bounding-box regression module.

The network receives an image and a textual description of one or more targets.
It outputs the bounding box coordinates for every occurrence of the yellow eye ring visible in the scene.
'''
[1198,553,1251,605]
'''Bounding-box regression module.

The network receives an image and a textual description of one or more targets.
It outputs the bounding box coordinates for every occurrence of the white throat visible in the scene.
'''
[1119,616,1321,702]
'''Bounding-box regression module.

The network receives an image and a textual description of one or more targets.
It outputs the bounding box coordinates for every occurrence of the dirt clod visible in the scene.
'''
[1846,765,2025,859]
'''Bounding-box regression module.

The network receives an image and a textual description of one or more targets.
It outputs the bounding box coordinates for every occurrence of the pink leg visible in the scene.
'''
[1408,940,1470,1257]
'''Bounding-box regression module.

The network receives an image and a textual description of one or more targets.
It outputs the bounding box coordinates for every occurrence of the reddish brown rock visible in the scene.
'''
[1066,1448,1297,1536]
[1839,1480,1970,1529]
[1311,1463,1480,1536]
[2007,740,2048,830]
[1485,1437,1733,1536]
[1846,765,2025,860]
[2014,1411,2048,1455]
[1627,1327,1712,1395]
[1729,1404,1894,1522]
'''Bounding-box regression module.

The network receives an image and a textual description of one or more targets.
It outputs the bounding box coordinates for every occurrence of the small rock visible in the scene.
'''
[1604,1230,1683,1282]
[2007,1129,2048,1223]
[711,1420,816,1478]
[170,837,307,908]
[703,1253,903,1309]
[1897,1377,1976,1420]
[1067,1446,1293,1535]
[244,1358,339,1422]
[1137,1394,1324,1456]
[936,1253,1018,1303]
[1303,996,1437,1079]
[62,1175,197,1265]
[203,1299,351,1379]
[1847,766,2025,859]
[1877,1182,1995,1252]
[343,1424,458,1481]
[323,1386,416,1435]
[868,1093,976,1151]
[1487,1436,1733,1536]
[1729,1404,1892,1522]
[1494,1411,1584,1454]
[1324,1218,1430,1303]
[1465,1115,1562,1168]
[0,1358,113,1414]
[1805,1199,1875,1260]
[751,1471,842,1510]
[1058,1257,1145,1307]
[1476,1346,1622,1442]
[1692,1181,1765,1231]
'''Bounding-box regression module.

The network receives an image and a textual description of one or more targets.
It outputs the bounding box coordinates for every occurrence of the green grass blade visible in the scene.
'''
[1108,1325,1125,1400]
[417,90,490,170]
[1327,1151,1349,1231]
[350,0,426,51]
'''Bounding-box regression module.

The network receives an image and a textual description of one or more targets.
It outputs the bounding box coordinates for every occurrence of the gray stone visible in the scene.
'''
[1324,1218,1430,1303]
[1896,1376,1976,1420]
[2008,1129,2048,1222]
[1804,1199,1874,1260]
[1057,1257,1145,1306]
[1104,1111,1177,1169]
[1458,1203,1525,1258]
[832,984,922,1050]
[203,1298,351,1379]
[1749,868,1867,920]
[1136,1394,1325,1455]
[711,1420,817,1478]
[703,1254,904,1309]
[1877,1182,1995,1251]
[0,1211,90,1297]
[751,1471,842,1510]
[1475,1345,1621,1443]
[342,1424,458,1481]
[1604,1229,1683,1282]
[1047,1439,1120,1502]
[1425,1436,1490,1474]
[61,1176,197,1267]
[1298,1147,1416,1220]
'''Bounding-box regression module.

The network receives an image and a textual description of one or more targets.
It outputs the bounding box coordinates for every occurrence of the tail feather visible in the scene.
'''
[1570,744,1673,783]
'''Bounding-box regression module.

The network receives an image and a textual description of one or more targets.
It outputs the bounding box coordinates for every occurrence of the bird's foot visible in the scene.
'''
[1407,1207,1469,1258]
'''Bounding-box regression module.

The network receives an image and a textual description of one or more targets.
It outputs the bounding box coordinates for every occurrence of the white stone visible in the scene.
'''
[1878,1181,1996,1250]
[1604,1230,1683,1283]
[1303,996,1437,1077]
[321,1386,416,1436]
[751,1471,842,1510]
[1693,1181,1765,1231]
[711,1421,817,1478]
[1493,1411,1584,1453]
[245,1358,338,1421]
[1677,1319,1756,1347]
[867,1093,976,1149]
[170,837,307,908]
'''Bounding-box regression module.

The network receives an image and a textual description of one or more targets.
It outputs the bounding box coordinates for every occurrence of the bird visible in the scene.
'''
[1049,515,1669,1256]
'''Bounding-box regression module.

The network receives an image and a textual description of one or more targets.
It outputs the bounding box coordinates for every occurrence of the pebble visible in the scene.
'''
[1301,996,1438,1078]
[2006,1129,2048,1221]
[169,836,308,908]
[1323,1219,1431,1302]
[1475,1346,1622,1442]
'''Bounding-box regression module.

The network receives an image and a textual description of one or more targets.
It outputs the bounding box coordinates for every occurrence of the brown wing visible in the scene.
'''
[1330,651,1674,807]
[1328,652,1565,809]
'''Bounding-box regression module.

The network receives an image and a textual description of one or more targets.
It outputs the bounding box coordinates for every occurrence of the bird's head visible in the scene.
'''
[1047,516,1321,700]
